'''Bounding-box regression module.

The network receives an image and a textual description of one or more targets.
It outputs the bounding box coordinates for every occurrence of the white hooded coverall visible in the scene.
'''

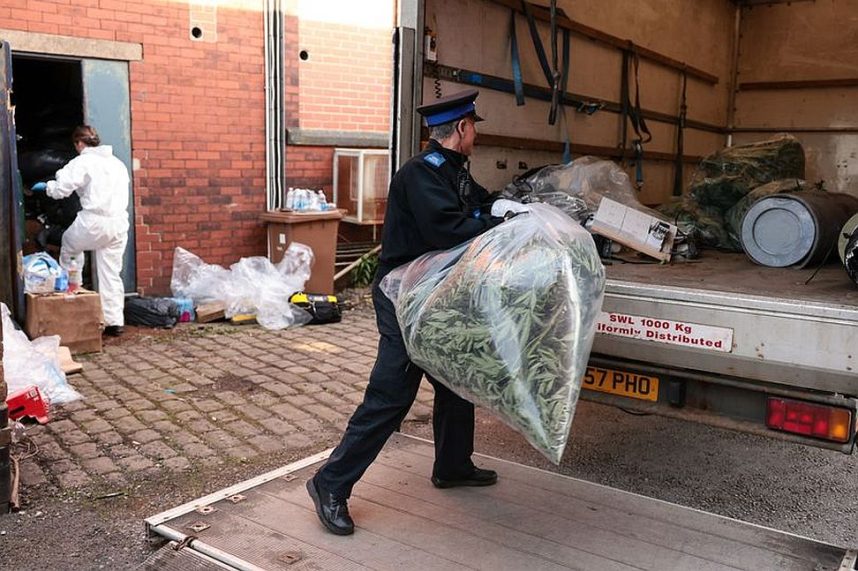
[47,145,130,327]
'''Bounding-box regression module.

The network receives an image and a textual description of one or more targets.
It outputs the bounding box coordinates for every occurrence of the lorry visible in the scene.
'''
[390,0,858,454]
[141,1,857,569]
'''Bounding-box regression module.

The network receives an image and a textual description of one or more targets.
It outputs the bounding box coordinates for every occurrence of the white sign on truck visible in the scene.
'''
[596,311,734,353]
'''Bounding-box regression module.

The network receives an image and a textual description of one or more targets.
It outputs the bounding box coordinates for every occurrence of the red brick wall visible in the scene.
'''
[283,7,392,206]
[284,13,300,131]
[283,15,334,203]
[298,21,392,132]
[6,0,267,295]
[283,146,333,198]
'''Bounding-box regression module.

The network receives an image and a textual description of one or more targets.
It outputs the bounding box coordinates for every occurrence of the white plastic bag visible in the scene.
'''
[381,203,605,463]
[1,303,82,406]
[276,242,314,293]
[23,252,65,293]
[223,255,311,330]
[504,156,668,224]
[170,244,313,330]
[169,247,232,303]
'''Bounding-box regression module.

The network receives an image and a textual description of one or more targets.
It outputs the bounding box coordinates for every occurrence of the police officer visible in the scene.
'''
[307,89,509,535]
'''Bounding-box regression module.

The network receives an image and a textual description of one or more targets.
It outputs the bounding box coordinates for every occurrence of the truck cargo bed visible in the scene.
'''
[145,434,854,571]
[605,252,858,310]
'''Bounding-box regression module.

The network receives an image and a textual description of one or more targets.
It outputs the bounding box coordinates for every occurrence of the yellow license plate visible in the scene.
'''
[583,367,659,402]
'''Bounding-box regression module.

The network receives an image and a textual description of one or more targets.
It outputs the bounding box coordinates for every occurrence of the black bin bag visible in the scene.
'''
[124,297,180,328]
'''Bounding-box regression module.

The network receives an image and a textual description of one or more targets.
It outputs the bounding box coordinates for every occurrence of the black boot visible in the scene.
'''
[306,475,354,535]
[431,466,498,489]
[103,325,124,337]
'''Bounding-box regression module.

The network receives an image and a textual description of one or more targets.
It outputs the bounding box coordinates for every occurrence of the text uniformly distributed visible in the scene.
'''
[595,312,734,353]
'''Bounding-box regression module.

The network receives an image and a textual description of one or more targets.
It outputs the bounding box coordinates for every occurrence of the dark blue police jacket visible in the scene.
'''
[377,139,502,278]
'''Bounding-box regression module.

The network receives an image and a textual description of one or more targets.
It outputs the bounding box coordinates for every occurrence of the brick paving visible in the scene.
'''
[15,310,436,492]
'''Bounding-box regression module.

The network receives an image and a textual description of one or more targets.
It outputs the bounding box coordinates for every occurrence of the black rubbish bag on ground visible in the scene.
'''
[124,297,180,328]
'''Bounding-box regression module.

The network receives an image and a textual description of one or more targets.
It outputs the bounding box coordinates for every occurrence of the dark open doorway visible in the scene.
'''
[12,56,93,286]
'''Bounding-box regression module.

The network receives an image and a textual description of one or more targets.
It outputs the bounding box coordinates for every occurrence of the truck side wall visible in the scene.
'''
[733,1,858,196]
[425,0,735,203]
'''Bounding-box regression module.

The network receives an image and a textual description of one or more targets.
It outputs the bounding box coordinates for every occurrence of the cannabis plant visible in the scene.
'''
[382,204,605,463]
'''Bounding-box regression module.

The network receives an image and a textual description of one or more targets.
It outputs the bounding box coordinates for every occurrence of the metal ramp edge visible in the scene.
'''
[144,448,333,571]
[143,434,857,571]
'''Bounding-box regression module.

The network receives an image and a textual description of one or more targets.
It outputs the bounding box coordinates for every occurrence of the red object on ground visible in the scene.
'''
[6,386,50,424]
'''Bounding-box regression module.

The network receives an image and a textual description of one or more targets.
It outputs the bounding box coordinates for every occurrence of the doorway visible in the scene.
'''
[11,54,136,293]
[13,56,86,271]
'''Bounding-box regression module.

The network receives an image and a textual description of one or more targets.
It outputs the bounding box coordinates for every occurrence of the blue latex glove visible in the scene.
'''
[31,182,47,192]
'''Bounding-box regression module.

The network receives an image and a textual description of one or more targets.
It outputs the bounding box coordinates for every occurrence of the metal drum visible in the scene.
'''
[843,215,858,286]
[838,213,858,265]
[741,191,858,268]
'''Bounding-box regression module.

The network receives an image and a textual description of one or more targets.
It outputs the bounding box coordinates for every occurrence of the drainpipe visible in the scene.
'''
[264,0,285,210]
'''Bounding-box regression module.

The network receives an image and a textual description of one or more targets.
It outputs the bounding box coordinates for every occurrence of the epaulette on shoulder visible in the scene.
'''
[423,152,446,168]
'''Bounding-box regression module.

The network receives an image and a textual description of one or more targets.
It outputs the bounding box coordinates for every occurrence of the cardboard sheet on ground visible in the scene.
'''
[381,204,605,463]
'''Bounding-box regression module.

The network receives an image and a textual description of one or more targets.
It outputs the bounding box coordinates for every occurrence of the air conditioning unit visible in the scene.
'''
[332,148,390,224]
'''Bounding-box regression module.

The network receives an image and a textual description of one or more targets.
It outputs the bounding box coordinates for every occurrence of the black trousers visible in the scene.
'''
[316,279,475,499]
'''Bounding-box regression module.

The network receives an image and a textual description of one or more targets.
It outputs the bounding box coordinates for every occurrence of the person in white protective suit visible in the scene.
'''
[42,125,130,337]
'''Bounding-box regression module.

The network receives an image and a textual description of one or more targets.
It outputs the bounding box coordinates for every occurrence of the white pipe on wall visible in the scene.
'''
[264,0,285,210]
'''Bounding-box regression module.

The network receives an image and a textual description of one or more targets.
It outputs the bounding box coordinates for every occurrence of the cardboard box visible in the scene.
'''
[590,197,677,262]
[196,301,226,323]
[25,290,103,354]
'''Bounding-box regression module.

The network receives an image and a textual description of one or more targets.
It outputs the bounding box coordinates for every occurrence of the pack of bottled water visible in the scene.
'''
[285,187,334,212]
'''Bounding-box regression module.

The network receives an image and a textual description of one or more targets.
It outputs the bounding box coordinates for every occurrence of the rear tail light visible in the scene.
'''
[766,398,853,444]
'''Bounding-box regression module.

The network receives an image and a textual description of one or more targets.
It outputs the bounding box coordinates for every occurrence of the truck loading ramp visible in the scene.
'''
[144,434,854,571]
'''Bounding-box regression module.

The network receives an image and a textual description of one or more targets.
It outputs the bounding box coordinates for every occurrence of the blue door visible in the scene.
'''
[82,59,136,293]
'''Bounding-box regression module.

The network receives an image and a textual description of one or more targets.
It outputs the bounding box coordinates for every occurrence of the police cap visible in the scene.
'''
[417,88,484,127]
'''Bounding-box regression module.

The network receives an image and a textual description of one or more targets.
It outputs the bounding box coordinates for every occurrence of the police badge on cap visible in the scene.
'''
[417,88,485,127]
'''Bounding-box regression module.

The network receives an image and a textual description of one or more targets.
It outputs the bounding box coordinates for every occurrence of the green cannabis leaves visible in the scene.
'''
[351,250,380,288]
[381,204,605,463]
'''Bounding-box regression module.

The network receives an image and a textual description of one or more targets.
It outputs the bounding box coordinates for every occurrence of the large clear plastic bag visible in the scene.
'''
[2,303,82,406]
[169,244,314,330]
[169,247,232,304]
[503,156,667,224]
[381,203,605,463]
[225,254,312,330]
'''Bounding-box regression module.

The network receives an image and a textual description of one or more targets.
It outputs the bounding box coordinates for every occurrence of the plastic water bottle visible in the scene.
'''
[317,190,329,211]
[308,190,319,211]
[286,187,295,210]
[54,267,69,292]
[67,259,81,293]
